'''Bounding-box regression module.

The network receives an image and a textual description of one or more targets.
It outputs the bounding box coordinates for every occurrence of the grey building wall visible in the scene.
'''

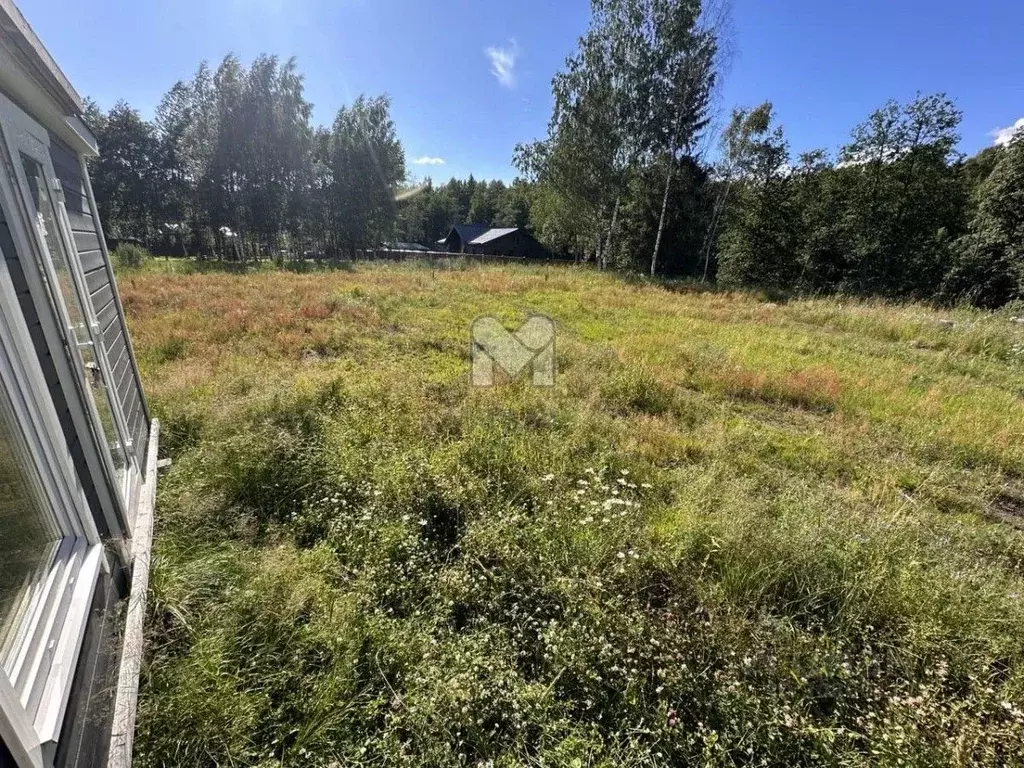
[0,211,111,537]
[47,135,149,469]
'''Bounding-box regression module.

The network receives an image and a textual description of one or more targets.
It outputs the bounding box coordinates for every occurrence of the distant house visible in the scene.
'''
[437,224,490,253]
[439,225,547,259]
[465,227,547,259]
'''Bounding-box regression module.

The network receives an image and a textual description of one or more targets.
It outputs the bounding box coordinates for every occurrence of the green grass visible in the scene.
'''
[125,261,1024,766]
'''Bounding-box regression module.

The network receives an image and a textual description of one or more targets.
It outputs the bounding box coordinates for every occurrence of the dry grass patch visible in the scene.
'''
[710,363,843,412]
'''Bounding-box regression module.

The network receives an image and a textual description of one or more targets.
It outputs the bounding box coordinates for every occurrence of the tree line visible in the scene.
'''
[517,0,1024,306]
[710,97,1023,307]
[394,177,533,247]
[87,54,404,259]
[86,0,1024,307]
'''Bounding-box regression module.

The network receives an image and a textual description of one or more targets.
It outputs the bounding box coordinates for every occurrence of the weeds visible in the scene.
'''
[130,262,1024,766]
[112,242,151,270]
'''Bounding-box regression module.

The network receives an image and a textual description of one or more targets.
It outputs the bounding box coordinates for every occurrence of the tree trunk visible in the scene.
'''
[701,183,731,282]
[604,194,621,271]
[651,158,674,277]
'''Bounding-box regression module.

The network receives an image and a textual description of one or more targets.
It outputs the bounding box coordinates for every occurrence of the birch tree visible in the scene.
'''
[648,18,717,275]
[328,95,405,256]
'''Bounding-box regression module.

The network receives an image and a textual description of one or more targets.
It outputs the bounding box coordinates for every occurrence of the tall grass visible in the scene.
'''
[128,262,1024,766]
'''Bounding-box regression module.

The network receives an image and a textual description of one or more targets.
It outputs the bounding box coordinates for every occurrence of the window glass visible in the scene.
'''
[19,154,128,490]
[0,391,60,674]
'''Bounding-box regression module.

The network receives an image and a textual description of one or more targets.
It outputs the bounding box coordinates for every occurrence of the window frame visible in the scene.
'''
[0,673,42,768]
[0,89,135,540]
[43,155,136,498]
[0,220,103,767]
[0,94,117,765]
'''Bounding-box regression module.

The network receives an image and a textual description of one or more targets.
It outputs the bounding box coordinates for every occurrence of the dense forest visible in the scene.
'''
[87,0,1023,307]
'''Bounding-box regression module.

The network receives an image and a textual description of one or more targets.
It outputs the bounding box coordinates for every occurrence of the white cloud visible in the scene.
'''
[485,40,520,89]
[991,118,1024,147]
[412,156,446,166]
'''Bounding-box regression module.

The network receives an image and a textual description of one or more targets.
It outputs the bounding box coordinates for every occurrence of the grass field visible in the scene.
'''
[124,260,1024,766]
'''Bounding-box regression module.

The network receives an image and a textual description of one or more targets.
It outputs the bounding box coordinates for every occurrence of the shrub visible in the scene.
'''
[112,242,151,270]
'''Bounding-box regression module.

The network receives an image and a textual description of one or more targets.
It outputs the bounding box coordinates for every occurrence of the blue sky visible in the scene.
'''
[18,0,1024,181]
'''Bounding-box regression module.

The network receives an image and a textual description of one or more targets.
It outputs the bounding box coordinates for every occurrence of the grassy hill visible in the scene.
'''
[123,261,1024,766]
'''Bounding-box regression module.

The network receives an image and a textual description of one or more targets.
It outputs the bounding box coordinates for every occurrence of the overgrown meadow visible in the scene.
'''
[123,261,1024,766]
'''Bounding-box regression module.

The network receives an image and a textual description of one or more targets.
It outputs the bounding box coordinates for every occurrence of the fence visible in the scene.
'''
[359,249,576,264]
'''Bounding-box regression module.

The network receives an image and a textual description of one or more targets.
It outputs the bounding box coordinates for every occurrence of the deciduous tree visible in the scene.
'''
[328,95,405,255]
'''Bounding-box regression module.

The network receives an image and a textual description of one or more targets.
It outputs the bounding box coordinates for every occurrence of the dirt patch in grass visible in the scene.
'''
[991,490,1024,529]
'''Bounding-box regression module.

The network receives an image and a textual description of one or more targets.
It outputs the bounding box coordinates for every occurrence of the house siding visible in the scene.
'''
[0,213,111,537]
[47,134,149,468]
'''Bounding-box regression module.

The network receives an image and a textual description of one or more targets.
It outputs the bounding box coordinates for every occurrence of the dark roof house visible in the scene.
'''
[437,224,490,253]
[439,225,549,259]
[0,2,157,766]
[464,227,548,260]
